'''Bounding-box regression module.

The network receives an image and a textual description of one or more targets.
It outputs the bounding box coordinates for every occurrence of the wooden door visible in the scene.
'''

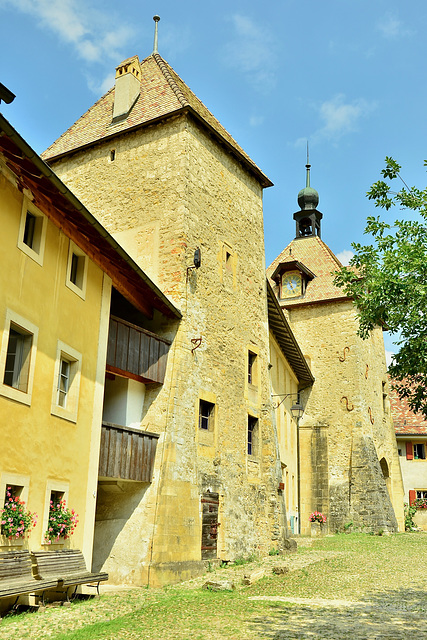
[201,493,219,559]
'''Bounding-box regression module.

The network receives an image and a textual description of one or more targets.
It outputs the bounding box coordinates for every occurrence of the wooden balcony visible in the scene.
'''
[99,423,159,483]
[106,315,171,384]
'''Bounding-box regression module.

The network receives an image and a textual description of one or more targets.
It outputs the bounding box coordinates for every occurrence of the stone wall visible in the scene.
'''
[49,114,287,585]
[288,300,404,533]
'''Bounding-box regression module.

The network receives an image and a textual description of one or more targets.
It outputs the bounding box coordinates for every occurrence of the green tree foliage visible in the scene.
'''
[334,157,427,417]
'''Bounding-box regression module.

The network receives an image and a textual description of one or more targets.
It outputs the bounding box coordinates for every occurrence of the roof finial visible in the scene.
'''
[153,15,160,54]
[306,141,311,188]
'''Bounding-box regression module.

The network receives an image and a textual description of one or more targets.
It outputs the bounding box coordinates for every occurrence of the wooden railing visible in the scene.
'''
[106,315,171,384]
[98,423,159,483]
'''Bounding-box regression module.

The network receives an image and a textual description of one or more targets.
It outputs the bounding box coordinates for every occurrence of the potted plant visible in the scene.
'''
[309,511,326,536]
[44,498,78,544]
[1,487,37,541]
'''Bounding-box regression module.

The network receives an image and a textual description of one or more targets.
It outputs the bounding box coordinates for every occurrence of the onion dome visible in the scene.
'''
[297,164,319,211]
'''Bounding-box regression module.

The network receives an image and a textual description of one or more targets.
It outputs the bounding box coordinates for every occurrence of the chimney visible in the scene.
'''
[112,56,141,121]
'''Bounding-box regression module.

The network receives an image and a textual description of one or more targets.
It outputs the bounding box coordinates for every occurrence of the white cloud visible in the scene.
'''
[87,72,116,96]
[319,94,376,138]
[377,14,413,39]
[335,250,354,266]
[298,94,377,146]
[2,0,135,79]
[222,14,278,92]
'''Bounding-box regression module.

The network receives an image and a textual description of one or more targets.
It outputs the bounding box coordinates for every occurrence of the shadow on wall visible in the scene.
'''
[92,482,150,580]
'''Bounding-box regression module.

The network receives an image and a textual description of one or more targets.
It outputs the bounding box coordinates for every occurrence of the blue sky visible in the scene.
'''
[1,0,425,356]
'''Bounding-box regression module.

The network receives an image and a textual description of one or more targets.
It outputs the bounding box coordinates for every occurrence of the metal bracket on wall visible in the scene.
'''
[191,337,202,353]
[337,346,350,362]
[341,396,354,411]
[368,407,374,424]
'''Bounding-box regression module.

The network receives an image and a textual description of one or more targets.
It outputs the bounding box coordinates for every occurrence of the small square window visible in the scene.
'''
[57,358,71,408]
[17,199,47,265]
[1,485,24,538]
[66,242,88,299]
[41,482,69,545]
[70,253,84,288]
[23,212,37,248]
[414,443,426,460]
[51,341,82,422]
[248,351,257,385]
[0,310,38,406]
[199,400,214,431]
[3,324,32,392]
[248,415,258,456]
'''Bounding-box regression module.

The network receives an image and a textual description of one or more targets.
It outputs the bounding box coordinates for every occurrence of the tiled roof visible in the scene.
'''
[42,53,272,187]
[266,281,314,387]
[266,236,349,307]
[390,384,427,435]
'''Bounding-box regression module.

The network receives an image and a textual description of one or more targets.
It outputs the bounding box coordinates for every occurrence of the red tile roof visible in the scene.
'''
[266,236,349,307]
[42,53,272,187]
[390,384,427,435]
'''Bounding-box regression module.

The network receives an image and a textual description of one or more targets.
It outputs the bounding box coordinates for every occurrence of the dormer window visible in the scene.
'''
[271,260,315,301]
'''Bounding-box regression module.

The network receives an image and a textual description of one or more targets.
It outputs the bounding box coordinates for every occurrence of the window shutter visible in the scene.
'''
[406,442,414,460]
[409,490,416,506]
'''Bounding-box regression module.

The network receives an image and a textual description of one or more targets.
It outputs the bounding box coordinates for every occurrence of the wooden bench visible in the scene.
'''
[0,550,57,609]
[31,550,108,601]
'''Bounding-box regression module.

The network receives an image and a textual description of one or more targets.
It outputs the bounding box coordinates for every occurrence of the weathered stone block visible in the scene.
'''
[272,565,289,575]
[202,580,235,591]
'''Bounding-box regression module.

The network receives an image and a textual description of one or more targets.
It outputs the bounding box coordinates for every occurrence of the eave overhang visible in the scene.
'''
[44,107,273,190]
[270,259,316,284]
[267,280,314,387]
[0,114,181,321]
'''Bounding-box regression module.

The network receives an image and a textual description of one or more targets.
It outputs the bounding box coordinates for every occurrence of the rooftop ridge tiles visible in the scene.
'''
[152,53,188,108]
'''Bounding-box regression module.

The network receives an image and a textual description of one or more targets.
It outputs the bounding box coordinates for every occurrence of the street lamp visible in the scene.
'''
[291,402,304,421]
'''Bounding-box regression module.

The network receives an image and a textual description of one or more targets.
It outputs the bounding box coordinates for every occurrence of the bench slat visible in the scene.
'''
[31,550,108,589]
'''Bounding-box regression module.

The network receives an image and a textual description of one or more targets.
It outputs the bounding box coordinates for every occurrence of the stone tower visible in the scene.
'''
[42,46,291,584]
[267,164,404,534]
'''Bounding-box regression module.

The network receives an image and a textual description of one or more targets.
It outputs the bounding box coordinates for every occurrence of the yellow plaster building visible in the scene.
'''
[267,165,405,534]
[0,114,179,586]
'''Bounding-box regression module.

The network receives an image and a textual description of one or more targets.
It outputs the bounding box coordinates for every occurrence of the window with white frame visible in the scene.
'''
[0,310,38,405]
[414,443,426,460]
[66,241,88,299]
[51,341,82,422]
[3,324,32,392]
[416,490,427,499]
[17,198,47,266]
[41,481,69,545]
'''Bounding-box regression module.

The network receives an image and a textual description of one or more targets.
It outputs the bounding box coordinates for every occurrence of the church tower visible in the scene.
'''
[268,164,404,535]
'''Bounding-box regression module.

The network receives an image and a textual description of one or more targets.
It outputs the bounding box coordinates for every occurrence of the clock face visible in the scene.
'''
[282,272,302,298]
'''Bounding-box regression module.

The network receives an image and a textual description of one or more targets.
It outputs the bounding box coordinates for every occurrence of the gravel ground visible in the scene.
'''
[0,534,426,640]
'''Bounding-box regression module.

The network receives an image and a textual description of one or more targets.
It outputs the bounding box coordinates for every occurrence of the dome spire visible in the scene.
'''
[298,143,319,211]
[293,146,323,239]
